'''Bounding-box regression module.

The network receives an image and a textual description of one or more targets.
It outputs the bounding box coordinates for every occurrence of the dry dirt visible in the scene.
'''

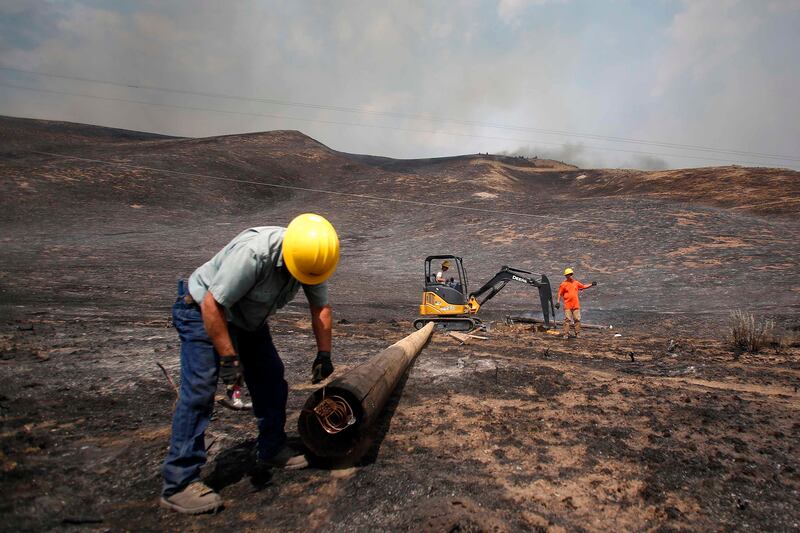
[1,116,799,531]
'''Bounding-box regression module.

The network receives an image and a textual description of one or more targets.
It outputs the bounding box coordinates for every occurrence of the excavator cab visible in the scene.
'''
[423,255,468,306]
[418,255,479,331]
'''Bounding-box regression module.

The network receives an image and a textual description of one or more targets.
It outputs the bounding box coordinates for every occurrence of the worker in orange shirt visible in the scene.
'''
[555,268,596,338]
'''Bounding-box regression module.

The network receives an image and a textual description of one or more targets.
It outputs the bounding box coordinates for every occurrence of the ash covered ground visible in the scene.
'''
[1,116,799,531]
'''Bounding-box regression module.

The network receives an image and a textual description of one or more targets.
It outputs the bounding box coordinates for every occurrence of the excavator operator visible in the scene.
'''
[436,260,462,292]
[435,260,451,282]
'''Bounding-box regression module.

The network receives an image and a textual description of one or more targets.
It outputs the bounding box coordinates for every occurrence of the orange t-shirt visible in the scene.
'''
[558,278,590,310]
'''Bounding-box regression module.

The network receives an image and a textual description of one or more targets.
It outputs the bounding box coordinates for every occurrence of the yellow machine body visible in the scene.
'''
[419,292,480,316]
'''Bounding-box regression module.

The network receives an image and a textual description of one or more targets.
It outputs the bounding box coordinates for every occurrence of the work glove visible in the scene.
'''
[219,354,242,387]
[591,281,597,286]
[311,351,333,384]
[555,302,560,309]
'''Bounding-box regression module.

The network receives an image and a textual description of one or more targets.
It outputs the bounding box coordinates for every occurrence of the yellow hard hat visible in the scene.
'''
[442,260,451,268]
[563,267,574,276]
[282,213,340,285]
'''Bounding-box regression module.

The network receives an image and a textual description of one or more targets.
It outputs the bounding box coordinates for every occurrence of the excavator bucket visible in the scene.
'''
[538,274,555,328]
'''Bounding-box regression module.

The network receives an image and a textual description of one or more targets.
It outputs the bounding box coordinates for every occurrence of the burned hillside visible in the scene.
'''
[1,117,798,531]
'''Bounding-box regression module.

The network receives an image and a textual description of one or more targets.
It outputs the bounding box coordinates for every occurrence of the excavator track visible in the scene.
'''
[413,317,483,332]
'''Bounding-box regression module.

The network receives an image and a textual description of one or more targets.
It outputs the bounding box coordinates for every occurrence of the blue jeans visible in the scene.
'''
[161,280,289,496]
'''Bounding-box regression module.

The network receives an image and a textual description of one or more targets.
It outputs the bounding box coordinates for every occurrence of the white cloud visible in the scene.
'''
[643,0,800,164]
[497,0,566,25]
[652,0,760,98]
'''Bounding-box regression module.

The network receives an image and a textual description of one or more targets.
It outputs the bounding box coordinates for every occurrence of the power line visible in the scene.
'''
[1,81,784,168]
[2,64,798,163]
[30,150,612,226]
[31,150,796,241]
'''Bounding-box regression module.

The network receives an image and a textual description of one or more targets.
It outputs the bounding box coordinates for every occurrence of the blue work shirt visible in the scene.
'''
[188,226,329,331]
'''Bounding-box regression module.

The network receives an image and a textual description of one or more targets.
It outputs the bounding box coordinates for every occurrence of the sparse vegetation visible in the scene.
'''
[729,309,774,354]
[766,332,800,354]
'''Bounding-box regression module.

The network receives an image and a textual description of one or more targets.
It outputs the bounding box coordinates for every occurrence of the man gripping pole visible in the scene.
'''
[160,214,340,515]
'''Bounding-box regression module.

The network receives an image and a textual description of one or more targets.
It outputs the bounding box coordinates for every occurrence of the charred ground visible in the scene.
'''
[1,116,798,531]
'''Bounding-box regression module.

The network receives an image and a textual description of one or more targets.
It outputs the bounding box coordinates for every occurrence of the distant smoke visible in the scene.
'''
[627,154,670,170]
[499,143,670,170]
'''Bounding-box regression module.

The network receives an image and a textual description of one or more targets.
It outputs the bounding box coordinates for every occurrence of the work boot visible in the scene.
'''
[574,321,581,338]
[160,481,222,515]
[562,320,571,339]
[260,445,309,470]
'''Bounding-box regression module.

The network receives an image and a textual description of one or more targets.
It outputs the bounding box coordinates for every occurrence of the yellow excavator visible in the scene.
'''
[414,255,555,331]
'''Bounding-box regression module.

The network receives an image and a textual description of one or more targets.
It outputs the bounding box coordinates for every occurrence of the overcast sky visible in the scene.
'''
[1,0,798,169]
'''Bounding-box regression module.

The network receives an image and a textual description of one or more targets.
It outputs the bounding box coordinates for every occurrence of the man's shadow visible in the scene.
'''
[204,439,273,493]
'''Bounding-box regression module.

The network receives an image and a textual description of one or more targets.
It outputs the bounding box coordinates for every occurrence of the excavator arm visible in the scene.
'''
[468,266,556,327]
